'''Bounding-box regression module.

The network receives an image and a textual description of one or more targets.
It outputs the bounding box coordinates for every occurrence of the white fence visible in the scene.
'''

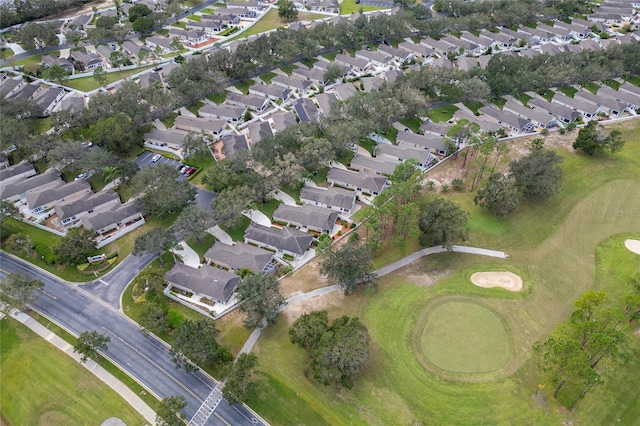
[96,218,146,249]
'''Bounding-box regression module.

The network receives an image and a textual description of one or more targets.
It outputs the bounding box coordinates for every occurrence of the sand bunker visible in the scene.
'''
[470,271,523,292]
[624,239,640,255]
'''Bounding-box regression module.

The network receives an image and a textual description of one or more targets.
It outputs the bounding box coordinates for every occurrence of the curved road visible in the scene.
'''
[239,245,509,355]
[0,251,266,426]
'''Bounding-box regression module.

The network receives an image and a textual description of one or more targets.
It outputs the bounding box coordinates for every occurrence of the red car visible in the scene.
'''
[185,166,197,176]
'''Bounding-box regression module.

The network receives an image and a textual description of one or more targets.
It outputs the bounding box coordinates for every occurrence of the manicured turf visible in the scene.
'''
[340,0,390,14]
[0,318,145,425]
[63,65,155,92]
[419,300,510,373]
[425,105,459,122]
[245,120,640,424]
[186,233,216,258]
[556,86,578,98]
[226,10,326,42]
[399,116,422,133]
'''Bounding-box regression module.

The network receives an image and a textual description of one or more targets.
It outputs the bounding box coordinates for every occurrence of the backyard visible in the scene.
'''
[241,120,640,424]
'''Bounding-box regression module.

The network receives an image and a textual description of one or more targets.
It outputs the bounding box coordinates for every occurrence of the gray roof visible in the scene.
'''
[221,134,249,156]
[293,98,319,123]
[204,241,273,274]
[270,111,296,132]
[225,92,270,109]
[619,82,640,97]
[293,66,330,84]
[453,109,503,133]
[249,83,291,100]
[334,53,369,70]
[144,128,189,146]
[355,49,392,65]
[0,161,35,182]
[244,224,314,256]
[396,131,446,152]
[26,180,90,210]
[420,121,452,136]
[479,105,532,130]
[332,82,357,100]
[81,200,143,232]
[247,121,273,143]
[551,93,600,115]
[300,185,356,211]
[55,189,120,222]
[574,89,627,112]
[174,116,226,134]
[528,97,581,122]
[350,154,398,176]
[327,167,388,194]
[198,104,246,120]
[273,204,339,232]
[0,170,60,200]
[314,92,337,115]
[59,95,85,112]
[597,85,640,106]
[0,77,22,97]
[165,263,240,303]
[503,100,557,125]
[376,143,433,164]
[271,75,313,91]
[398,41,434,57]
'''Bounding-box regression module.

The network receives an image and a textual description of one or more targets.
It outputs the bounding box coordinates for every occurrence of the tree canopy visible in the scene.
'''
[289,310,329,351]
[474,173,520,216]
[223,353,259,404]
[156,395,187,426]
[0,273,44,311]
[54,227,96,265]
[320,242,377,295]
[236,274,285,329]
[573,120,625,156]
[509,148,564,201]
[132,164,196,218]
[73,330,110,363]
[417,198,468,248]
[170,319,232,371]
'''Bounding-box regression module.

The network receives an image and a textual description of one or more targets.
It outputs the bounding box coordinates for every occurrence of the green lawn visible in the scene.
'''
[358,138,377,155]
[227,10,326,42]
[254,198,280,218]
[1,48,14,59]
[208,90,228,104]
[514,93,532,106]
[602,79,621,90]
[340,0,390,14]
[0,318,145,425]
[399,116,422,133]
[235,80,253,95]
[279,63,296,75]
[627,75,640,87]
[187,100,204,116]
[186,233,216,258]
[537,89,555,102]
[187,14,202,21]
[160,112,178,128]
[492,97,507,108]
[425,105,459,122]
[556,86,578,98]
[185,151,215,187]
[63,65,155,92]
[462,101,483,115]
[582,82,600,94]
[221,215,251,242]
[33,117,52,133]
[244,120,640,425]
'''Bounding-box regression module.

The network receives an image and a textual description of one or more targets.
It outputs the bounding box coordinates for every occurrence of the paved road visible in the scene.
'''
[239,245,508,354]
[0,252,266,426]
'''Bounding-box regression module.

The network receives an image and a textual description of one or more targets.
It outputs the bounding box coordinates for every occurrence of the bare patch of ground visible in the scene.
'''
[470,271,523,292]
[624,239,640,255]
[394,260,450,287]
[279,258,331,299]
[281,291,345,325]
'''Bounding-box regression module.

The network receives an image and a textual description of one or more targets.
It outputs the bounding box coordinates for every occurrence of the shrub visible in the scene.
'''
[167,308,185,330]
[35,243,57,264]
[441,184,450,193]
[452,178,464,191]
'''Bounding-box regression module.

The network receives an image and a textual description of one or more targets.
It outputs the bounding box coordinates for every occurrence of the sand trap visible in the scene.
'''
[470,271,523,292]
[625,239,640,255]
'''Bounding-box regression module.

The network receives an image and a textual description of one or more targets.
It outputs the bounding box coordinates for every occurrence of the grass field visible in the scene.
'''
[243,120,640,425]
[63,65,156,92]
[425,105,458,122]
[340,0,390,14]
[226,10,327,42]
[0,317,145,425]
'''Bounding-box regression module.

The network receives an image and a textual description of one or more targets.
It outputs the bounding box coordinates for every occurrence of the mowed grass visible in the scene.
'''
[419,300,510,373]
[245,120,640,424]
[63,65,156,92]
[227,10,326,42]
[0,317,145,425]
[340,0,390,14]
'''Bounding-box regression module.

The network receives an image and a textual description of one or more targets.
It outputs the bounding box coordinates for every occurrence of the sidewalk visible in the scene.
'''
[9,310,156,425]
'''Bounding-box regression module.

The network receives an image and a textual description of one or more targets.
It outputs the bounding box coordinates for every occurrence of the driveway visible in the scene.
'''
[272,190,297,206]
[208,225,233,245]
[175,241,201,267]
[243,209,272,226]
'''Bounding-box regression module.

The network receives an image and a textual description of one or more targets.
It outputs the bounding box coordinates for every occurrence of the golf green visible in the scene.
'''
[420,301,510,373]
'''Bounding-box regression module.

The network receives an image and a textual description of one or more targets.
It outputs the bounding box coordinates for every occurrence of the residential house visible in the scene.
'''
[199,104,246,122]
[300,185,357,214]
[554,20,591,39]
[81,200,144,236]
[22,183,75,223]
[0,170,61,203]
[215,7,255,18]
[273,204,339,234]
[55,189,120,227]
[419,37,457,56]
[377,44,414,63]
[247,120,273,144]
[326,167,389,196]
[71,50,104,71]
[376,143,436,169]
[384,69,403,84]
[224,92,270,112]
[502,99,559,128]
[551,93,602,118]
[227,1,264,11]
[478,105,536,133]
[431,56,453,69]
[41,54,75,74]
[208,13,239,26]
[139,72,162,89]
[398,41,434,60]
[459,31,490,53]
[540,43,563,56]
[220,134,249,156]
[66,14,91,30]
[618,82,640,97]
[174,116,227,137]
[456,56,479,71]
[517,26,552,44]
[292,66,332,86]
[332,82,358,100]
[269,111,297,133]
[186,19,224,34]
[0,76,24,98]
[359,76,383,92]
[477,55,492,69]
[536,23,572,42]
[579,39,602,51]
[0,161,36,186]
[479,29,517,49]
[270,75,314,93]
[244,224,314,259]
[314,92,338,116]
[303,0,340,13]
[122,41,152,60]
[143,128,189,151]
[204,241,273,275]
[396,131,448,155]
[168,29,208,47]
[248,83,291,102]
[34,87,66,116]
[597,86,640,110]
[420,120,452,137]
[57,95,85,112]
[350,154,398,176]
[574,89,627,116]
[334,53,371,73]
[354,49,393,68]
[96,45,117,65]
[146,36,176,54]
[528,97,581,124]
[165,263,241,304]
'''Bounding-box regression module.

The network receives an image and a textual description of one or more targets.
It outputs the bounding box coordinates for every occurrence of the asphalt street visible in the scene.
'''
[0,252,265,426]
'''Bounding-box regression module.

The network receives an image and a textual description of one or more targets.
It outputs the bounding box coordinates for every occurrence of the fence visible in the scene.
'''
[96,218,146,249]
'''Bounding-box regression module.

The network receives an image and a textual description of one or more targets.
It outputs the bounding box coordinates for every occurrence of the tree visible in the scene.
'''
[509,149,563,201]
[47,140,87,169]
[43,64,70,82]
[277,0,298,21]
[73,330,111,363]
[320,242,377,295]
[132,164,196,218]
[93,66,108,86]
[312,316,370,388]
[417,198,468,248]
[15,22,59,50]
[182,132,210,159]
[289,310,329,350]
[0,200,20,228]
[95,15,116,30]
[174,206,215,242]
[156,395,187,426]
[223,353,259,404]
[0,273,43,310]
[88,114,141,155]
[5,233,33,256]
[54,227,96,265]
[133,228,176,265]
[624,273,640,323]
[573,120,625,155]
[128,3,152,22]
[132,16,154,36]
[474,173,520,216]
[170,319,232,371]
[236,274,285,329]
[323,63,346,84]
[211,185,254,226]
[139,304,171,336]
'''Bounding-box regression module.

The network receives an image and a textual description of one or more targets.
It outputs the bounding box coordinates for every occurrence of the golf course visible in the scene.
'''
[242,120,640,425]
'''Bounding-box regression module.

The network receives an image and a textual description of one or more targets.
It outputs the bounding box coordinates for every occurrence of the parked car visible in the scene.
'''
[185,166,197,176]
[151,154,162,163]
[179,165,189,174]
[74,173,87,181]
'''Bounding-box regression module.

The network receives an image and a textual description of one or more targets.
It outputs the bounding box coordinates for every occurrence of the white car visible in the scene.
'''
[74,173,87,181]
[151,154,162,163]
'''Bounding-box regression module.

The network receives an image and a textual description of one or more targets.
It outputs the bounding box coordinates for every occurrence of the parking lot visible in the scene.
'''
[134,151,188,181]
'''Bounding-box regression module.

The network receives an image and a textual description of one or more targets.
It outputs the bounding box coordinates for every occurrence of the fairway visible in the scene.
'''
[419,301,509,373]
[0,318,145,425]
